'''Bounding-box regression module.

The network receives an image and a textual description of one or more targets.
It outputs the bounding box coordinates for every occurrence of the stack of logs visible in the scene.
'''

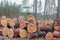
[0,15,59,40]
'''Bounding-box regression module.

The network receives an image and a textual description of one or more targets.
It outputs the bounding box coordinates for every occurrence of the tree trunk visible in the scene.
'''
[33,0,37,19]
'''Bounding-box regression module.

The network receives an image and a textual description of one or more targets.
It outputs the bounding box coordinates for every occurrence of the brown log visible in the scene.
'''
[37,31,46,37]
[14,28,20,37]
[41,20,47,26]
[14,22,20,29]
[9,20,15,29]
[1,20,7,27]
[37,20,48,31]
[2,28,9,37]
[28,33,38,39]
[27,23,37,33]
[37,20,41,26]
[0,29,2,35]
[8,28,14,38]
[48,20,53,25]
[53,38,60,40]
[20,20,26,29]
[1,16,6,20]
[53,19,60,26]
[13,18,18,23]
[6,18,11,24]
[0,19,2,27]
[45,32,53,40]
[53,31,60,38]
[40,25,54,33]
[54,25,60,31]
[27,14,35,21]
[19,29,28,38]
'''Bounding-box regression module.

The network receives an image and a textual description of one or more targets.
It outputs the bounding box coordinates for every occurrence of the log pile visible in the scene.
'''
[0,15,59,40]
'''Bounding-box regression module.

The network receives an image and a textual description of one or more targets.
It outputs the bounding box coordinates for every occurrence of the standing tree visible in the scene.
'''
[22,0,29,12]
[57,0,60,19]
[33,0,37,19]
[37,0,42,19]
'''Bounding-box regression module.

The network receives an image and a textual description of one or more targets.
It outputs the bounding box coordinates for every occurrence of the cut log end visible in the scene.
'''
[20,20,26,29]
[1,16,6,20]
[1,20,7,27]
[27,14,35,21]
[45,32,53,40]
[8,28,14,38]
[2,28,9,37]
[27,23,37,33]
[19,29,28,38]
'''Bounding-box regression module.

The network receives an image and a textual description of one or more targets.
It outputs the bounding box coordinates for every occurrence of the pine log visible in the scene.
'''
[0,19,2,27]
[54,25,60,31]
[27,14,35,21]
[1,16,6,20]
[45,32,53,40]
[53,31,60,38]
[2,28,9,37]
[53,38,60,40]
[8,28,14,38]
[9,20,15,29]
[6,18,11,24]
[14,22,20,29]
[1,20,7,27]
[40,25,54,33]
[37,31,46,37]
[27,23,37,33]
[20,20,26,29]
[28,33,38,39]
[53,19,60,26]
[14,28,20,37]
[19,29,28,38]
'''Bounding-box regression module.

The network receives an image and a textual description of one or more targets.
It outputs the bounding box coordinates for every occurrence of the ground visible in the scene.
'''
[0,36,60,40]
